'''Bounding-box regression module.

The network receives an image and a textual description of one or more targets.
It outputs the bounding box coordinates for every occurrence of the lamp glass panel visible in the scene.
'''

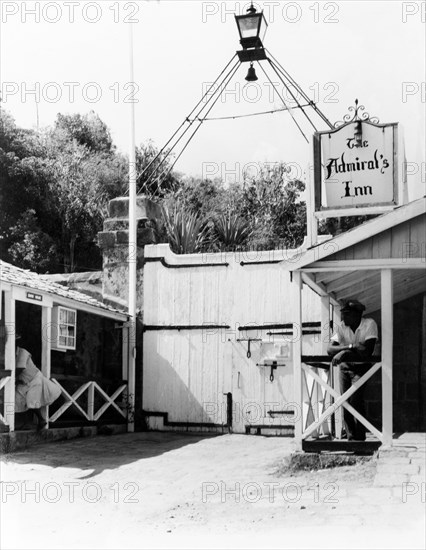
[238,15,260,38]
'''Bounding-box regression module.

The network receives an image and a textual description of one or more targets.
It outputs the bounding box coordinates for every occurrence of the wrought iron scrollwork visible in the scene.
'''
[334,99,380,128]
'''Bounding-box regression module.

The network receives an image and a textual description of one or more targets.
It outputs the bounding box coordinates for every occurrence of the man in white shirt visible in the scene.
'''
[327,300,378,441]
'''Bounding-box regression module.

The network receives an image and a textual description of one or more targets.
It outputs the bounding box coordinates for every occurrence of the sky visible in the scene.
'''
[1,0,425,200]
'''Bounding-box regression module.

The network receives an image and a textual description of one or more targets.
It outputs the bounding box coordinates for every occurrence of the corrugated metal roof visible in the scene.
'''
[0,261,127,317]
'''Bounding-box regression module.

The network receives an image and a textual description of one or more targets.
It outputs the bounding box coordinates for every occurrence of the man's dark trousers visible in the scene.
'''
[339,362,369,440]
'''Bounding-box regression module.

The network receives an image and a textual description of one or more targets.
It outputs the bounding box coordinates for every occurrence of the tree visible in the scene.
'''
[238,163,306,250]
[44,125,123,272]
[0,108,181,272]
[163,177,226,219]
[135,140,178,198]
[54,112,114,154]
[0,108,128,272]
[0,108,56,267]
[8,209,58,272]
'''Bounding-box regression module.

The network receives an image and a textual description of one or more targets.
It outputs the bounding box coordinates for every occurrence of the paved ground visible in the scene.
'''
[0,432,425,549]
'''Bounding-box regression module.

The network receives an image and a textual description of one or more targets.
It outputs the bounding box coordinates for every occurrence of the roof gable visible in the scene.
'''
[288,196,425,270]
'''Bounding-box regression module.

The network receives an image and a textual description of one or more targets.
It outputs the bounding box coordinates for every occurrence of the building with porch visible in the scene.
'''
[288,196,425,450]
[0,260,130,433]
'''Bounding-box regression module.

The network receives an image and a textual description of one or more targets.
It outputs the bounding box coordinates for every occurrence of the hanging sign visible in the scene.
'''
[314,101,398,213]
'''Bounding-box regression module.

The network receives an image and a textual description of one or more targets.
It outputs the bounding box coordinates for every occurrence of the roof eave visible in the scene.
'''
[288,197,426,271]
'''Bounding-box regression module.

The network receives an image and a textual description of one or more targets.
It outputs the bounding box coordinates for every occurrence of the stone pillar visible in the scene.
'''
[98,196,162,313]
[98,196,163,431]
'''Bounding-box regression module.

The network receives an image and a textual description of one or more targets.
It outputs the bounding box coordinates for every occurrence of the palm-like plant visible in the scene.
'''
[162,206,212,254]
[214,213,253,251]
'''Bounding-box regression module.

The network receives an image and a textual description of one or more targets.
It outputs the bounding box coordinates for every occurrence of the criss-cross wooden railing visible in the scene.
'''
[49,379,128,423]
[301,355,382,441]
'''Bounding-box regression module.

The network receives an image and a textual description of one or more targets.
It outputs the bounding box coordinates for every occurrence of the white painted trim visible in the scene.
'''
[301,273,340,306]
[88,383,95,421]
[144,241,311,267]
[306,159,318,248]
[293,272,303,449]
[0,283,11,319]
[0,377,11,423]
[5,283,128,322]
[302,258,425,272]
[381,270,393,446]
[320,296,330,354]
[288,196,426,270]
[51,295,128,321]
[4,292,15,431]
[10,286,53,307]
[41,307,52,428]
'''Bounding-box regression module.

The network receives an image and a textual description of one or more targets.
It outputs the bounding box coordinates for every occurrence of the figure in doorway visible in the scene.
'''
[327,300,378,441]
[15,335,61,430]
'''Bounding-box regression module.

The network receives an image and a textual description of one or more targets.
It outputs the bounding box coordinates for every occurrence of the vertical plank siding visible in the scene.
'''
[143,245,322,432]
[327,217,425,263]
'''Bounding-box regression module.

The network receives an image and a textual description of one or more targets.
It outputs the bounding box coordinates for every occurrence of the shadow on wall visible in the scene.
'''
[143,332,230,428]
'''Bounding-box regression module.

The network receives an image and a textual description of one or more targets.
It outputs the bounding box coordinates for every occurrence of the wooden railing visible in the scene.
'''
[301,355,382,441]
[49,379,128,424]
[0,370,12,425]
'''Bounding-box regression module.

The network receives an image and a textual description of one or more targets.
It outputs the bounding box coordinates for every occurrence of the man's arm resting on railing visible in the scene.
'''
[327,341,351,356]
[327,339,377,365]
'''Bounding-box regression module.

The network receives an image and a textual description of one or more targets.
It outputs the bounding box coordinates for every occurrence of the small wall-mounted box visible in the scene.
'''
[260,340,292,363]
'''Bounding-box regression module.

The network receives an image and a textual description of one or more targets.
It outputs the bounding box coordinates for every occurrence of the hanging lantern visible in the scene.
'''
[235,3,268,50]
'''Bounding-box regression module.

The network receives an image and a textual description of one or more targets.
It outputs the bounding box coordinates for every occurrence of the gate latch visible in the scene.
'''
[256,359,287,382]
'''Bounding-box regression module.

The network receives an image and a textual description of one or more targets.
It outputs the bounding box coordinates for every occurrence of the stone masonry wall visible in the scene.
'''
[98,196,162,313]
[97,196,162,428]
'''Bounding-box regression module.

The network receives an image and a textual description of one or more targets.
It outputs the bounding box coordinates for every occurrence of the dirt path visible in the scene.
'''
[1,432,424,549]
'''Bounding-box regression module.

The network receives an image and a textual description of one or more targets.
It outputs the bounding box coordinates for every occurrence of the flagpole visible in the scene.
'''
[128,21,137,432]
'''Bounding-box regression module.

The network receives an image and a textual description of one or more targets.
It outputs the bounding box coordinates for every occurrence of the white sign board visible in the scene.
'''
[315,121,397,210]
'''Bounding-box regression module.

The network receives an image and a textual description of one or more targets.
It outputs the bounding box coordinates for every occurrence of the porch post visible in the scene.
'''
[306,162,318,248]
[381,269,393,446]
[4,292,15,431]
[293,270,303,449]
[332,305,343,437]
[41,306,52,427]
[320,296,330,354]
[320,296,331,436]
